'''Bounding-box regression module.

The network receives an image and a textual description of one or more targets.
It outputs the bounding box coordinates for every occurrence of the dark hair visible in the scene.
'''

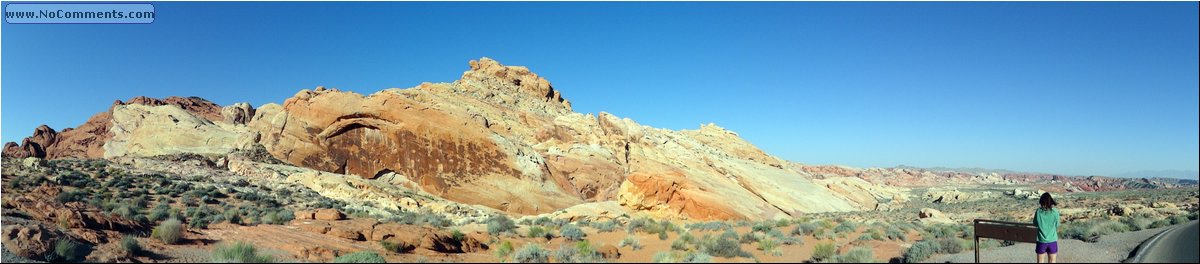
[1039,192,1057,209]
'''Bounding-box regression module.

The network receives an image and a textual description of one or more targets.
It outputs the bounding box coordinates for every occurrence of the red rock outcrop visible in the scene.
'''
[616,171,742,220]
[1,222,67,261]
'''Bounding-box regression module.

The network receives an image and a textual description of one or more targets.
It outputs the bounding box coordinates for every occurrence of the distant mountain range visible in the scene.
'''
[1113,170,1200,180]
[896,165,1199,182]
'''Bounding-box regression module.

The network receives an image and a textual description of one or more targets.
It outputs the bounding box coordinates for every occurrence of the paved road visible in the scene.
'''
[1134,220,1199,263]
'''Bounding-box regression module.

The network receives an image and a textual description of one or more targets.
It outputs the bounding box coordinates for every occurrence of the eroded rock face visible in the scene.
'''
[104,104,258,158]
[3,96,224,159]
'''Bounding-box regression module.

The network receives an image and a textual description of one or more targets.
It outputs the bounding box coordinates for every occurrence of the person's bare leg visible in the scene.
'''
[1048,253,1057,263]
[1037,253,1046,263]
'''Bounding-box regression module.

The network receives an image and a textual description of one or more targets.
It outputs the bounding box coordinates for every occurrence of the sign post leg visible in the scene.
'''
[975,236,980,263]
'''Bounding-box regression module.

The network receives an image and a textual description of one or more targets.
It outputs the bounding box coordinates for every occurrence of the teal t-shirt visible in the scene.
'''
[1033,207,1060,243]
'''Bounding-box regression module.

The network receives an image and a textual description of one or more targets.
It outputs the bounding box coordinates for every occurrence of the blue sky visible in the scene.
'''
[3,2,1197,177]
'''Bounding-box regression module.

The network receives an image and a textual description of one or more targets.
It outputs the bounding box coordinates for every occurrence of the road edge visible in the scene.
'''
[1124,224,1179,263]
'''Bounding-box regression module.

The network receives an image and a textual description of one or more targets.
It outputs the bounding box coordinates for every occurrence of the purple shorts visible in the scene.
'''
[1035,241,1058,254]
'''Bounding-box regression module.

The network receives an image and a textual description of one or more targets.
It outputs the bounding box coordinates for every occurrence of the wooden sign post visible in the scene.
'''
[973,219,1040,263]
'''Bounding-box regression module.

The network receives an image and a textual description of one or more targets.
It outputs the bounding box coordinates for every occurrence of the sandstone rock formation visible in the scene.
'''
[104,104,258,158]
[8,57,1180,221]
[3,96,224,159]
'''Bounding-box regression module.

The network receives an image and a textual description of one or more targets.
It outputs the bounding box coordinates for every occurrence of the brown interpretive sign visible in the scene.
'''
[973,219,1040,263]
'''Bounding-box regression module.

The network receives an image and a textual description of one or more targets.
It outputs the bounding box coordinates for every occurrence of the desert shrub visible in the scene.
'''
[858,233,875,241]
[120,236,142,257]
[494,240,515,261]
[885,226,907,241]
[937,238,965,254]
[533,216,552,226]
[778,235,803,245]
[833,221,856,234]
[1169,215,1190,225]
[652,251,675,263]
[923,223,961,239]
[256,208,294,225]
[450,229,466,242]
[110,206,135,219]
[333,251,385,263]
[830,247,875,263]
[1095,220,1131,235]
[619,235,643,250]
[776,218,791,227]
[552,241,603,263]
[752,220,775,233]
[1150,219,1172,229]
[758,238,781,256]
[551,218,570,229]
[672,232,696,250]
[682,251,714,263]
[657,229,669,240]
[700,232,750,258]
[592,219,619,233]
[902,240,940,263]
[653,250,713,263]
[797,222,820,235]
[152,219,183,244]
[149,204,172,221]
[1123,216,1153,231]
[488,215,518,236]
[1062,221,1098,242]
[56,190,88,204]
[626,217,650,233]
[790,225,806,236]
[560,224,586,241]
[512,244,550,263]
[869,228,885,240]
[381,239,415,253]
[812,242,837,262]
[211,241,273,263]
[49,239,83,262]
[739,231,759,244]
[687,221,732,232]
[527,226,548,239]
[383,209,451,227]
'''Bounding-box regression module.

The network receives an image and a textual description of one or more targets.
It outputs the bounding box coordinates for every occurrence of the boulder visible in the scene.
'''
[221,102,256,125]
[918,208,953,224]
[327,226,364,241]
[370,223,469,253]
[2,223,66,261]
[294,210,317,220]
[597,244,621,259]
[314,209,345,220]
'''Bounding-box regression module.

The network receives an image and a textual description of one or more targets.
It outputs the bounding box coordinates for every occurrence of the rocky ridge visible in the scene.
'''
[4,58,1187,221]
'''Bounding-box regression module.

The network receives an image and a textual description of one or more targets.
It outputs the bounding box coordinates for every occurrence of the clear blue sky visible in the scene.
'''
[3,2,1197,177]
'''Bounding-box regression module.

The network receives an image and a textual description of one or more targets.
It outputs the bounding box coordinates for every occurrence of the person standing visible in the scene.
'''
[1034,192,1061,263]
